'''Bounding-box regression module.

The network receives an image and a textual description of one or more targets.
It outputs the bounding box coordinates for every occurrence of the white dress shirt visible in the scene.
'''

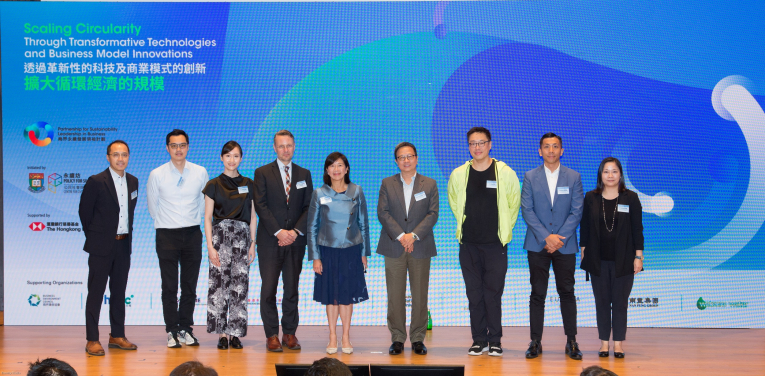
[276,159,293,193]
[147,161,209,229]
[544,163,560,206]
[109,167,129,235]
[396,172,417,241]
[274,159,300,236]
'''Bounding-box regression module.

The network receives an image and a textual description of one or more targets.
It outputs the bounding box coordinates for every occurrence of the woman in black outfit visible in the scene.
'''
[203,141,257,350]
[580,157,643,358]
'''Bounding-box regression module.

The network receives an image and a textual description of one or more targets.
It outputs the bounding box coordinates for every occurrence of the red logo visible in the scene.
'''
[29,222,45,231]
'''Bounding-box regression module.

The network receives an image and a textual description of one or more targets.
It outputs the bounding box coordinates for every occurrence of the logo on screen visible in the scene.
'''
[29,222,46,231]
[104,294,134,306]
[48,173,63,193]
[28,173,46,193]
[24,121,55,147]
[28,294,41,307]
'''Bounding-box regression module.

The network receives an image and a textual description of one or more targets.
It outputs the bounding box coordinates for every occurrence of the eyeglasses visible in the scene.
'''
[169,143,188,150]
[109,152,129,158]
[396,154,417,162]
[468,140,489,148]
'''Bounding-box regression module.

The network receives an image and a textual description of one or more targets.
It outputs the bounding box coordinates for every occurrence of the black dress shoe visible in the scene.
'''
[565,340,583,360]
[525,340,542,359]
[598,350,609,357]
[614,351,625,358]
[217,337,229,350]
[230,336,243,349]
[412,341,427,355]
[389,341,404,355]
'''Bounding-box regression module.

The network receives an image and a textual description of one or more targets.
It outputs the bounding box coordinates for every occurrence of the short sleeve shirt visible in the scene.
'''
[202,174,256,226]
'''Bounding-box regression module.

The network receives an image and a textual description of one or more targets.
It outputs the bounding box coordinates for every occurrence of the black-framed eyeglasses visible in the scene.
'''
[396,154,417,162]
[169,143,188,150]
[468,140,489,148]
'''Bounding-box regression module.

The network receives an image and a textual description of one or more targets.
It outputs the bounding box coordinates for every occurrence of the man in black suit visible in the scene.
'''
[253,129,314,352]
[78,140,139,356]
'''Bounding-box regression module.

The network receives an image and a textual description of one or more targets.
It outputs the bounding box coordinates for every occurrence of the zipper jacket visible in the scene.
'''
[447,158,521,246]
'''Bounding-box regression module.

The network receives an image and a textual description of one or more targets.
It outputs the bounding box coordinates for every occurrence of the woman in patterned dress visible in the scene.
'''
[203,140,257,350]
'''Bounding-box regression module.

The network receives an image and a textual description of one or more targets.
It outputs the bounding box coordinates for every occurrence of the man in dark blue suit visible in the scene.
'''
[79,140,139,356]
[521,133,584,360]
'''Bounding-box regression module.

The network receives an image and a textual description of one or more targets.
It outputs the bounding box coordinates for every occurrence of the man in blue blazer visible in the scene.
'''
[521,133,584,360]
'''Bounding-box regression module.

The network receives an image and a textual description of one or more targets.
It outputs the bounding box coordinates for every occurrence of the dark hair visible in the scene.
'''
[165,129,189,145]
[274,129,295,143]
[467,126,491,142]
[220,140,242,156]
[323,152,351,185]
[539,132,563,148]
[107,140,130,155]
[169,361,218,376]
[580,365,618,376]
[27,358,78,376]
[594,157,627,194]
[305,357,352,376]
[394,142,417,159]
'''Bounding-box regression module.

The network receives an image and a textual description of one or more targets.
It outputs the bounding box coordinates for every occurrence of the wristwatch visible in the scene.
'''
[635,255,643,260]
[412,233,420,241]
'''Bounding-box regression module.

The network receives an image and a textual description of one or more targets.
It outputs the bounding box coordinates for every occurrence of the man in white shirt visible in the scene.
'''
[253,130,313,352]
[521,133,584,360]
[79,140,139,356]
[147,129,209,348]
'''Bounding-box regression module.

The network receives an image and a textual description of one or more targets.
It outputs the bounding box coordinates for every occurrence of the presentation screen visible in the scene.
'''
[3,1,764,327]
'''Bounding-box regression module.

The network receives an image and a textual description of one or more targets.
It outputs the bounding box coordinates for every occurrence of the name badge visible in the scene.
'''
[414,191,426,201]
[238,186,249,194]
[486,180,497,189]
[557,186,570,195]
[296,180,307,189]
[130,190,137,200]
[618,204,630,213]
[320,196,332,205]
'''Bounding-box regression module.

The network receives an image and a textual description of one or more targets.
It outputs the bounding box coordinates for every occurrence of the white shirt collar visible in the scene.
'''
[276,159,292,170]
[400,172,417,186]
[109,166,125,180]
[544,163,561,175]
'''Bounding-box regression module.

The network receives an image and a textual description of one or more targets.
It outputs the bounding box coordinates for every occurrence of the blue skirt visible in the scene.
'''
[313,244,369,305]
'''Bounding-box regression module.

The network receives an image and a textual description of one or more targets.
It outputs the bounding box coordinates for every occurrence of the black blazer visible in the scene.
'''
[254,161,314,248]
[579,189,644,278]
[78,168,139,256]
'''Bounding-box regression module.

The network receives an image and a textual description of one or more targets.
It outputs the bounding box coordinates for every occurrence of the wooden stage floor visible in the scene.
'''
[0,325,762,375]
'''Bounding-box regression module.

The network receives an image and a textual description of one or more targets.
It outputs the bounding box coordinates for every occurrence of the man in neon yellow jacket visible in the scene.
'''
[447,127,521,357]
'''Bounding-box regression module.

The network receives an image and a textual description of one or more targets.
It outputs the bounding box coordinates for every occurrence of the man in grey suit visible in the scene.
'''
[377,142,439,356]
[521,133,584,360]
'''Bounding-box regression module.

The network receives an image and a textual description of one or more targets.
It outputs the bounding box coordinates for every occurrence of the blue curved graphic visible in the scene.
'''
[432,42,760,268]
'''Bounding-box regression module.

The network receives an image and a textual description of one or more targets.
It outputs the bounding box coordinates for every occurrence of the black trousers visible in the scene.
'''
[258,244,305,338]
[527,250,577,342]
[85,237,130,341]
[156,226,203,333]
[459,242,507,343]
[591,260,634,341]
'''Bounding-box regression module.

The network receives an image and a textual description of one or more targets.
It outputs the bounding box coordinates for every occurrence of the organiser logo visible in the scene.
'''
[48,173,63,193]
[29,222,46,231]
[24,121,55,147]
[29,173,46,193]
[28,294,41,306]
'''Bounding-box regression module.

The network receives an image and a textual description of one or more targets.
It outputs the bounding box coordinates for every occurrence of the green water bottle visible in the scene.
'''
[427,309,433,330]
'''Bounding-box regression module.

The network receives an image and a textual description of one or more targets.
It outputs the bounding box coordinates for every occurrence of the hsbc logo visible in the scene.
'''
[30,222,46,231]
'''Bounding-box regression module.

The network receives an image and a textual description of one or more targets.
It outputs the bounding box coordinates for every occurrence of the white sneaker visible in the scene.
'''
[167,332,182,348]
[180,330,200,346]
